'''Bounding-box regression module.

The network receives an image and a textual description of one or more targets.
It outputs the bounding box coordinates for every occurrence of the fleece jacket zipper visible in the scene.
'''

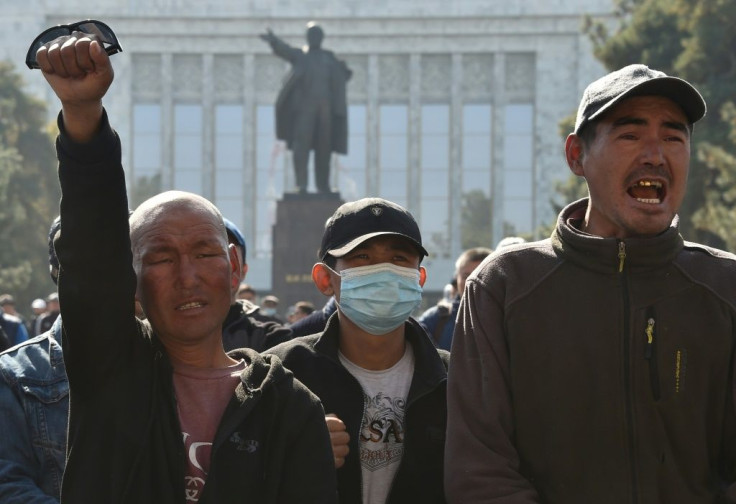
[618,241,639,504]
[644,309,660,401]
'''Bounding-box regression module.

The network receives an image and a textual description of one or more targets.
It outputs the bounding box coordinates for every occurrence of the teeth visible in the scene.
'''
[636,198,661,204]
[636,180,662,188]
[177,302,203,310]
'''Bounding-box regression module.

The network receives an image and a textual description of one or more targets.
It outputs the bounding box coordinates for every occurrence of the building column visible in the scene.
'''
[449,53,464,260]
[161,53,174,191]
[243,53,256,242]
[202,53,215,200]
[408,53,421,216]
[366,54,380,195]
[491,53,506,247]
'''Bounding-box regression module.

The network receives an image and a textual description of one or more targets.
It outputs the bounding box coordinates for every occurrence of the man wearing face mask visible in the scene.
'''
[265,197,449,504]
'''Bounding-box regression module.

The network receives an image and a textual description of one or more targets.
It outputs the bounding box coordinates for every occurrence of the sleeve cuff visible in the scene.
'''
[56,109,119,164]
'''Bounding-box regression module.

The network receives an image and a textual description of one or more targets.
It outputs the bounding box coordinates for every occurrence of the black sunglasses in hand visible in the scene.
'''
[26,19,122,70]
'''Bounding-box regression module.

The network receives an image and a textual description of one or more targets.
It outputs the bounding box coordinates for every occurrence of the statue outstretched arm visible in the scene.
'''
[259,28,301,63]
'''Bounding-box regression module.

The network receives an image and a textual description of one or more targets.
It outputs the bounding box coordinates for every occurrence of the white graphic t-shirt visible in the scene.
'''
[339,343,414,504]
[172,359,245,503]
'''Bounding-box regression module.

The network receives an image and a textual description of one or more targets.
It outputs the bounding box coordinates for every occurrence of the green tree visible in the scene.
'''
[582,0,736,248]
[0,61,60,314]
[537,115,588,238]
[460,190,493,249]
[131,173,162,209]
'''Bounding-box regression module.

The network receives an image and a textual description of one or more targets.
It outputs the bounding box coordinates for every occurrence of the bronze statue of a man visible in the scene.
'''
[260,22,352,194]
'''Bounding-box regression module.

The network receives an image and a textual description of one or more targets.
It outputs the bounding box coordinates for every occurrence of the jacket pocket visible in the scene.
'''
[21,377,69,404]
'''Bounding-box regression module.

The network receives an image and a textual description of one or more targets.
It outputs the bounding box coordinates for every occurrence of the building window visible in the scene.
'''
[215,104,245,228]
[337,104,367,200]
[503,103,534,234]
[462,104,492,196]
[460,103,493,249]
[420,104,450,257]
[378,104,408,207]
[131,103,162,207]
[173,104,203,194]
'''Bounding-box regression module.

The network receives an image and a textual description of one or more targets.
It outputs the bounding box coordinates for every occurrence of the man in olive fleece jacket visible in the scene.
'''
[445,64,736,503]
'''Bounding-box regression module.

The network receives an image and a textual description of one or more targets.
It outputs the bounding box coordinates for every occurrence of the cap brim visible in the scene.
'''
[326,231,429,258]
[588,76,706,125]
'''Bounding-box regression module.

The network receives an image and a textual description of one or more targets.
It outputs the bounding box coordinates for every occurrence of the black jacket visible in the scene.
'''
[266,314,449,504]
[55,111,336,504]
[222,300,293,352]
[290,297,337,338]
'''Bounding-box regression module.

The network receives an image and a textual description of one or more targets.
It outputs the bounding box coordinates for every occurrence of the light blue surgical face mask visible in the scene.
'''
[329,262,423,335]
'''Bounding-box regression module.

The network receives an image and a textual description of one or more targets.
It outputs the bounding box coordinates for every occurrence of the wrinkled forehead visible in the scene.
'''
[130,193,226,250]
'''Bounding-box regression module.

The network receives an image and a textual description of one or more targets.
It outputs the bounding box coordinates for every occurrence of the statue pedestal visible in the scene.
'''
[271,192,343,312]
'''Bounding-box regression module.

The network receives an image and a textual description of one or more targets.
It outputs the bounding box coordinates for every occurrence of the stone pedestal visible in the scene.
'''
[271,192,344,311]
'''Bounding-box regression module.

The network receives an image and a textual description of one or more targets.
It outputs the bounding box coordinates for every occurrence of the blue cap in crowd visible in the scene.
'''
[223,218,247,260]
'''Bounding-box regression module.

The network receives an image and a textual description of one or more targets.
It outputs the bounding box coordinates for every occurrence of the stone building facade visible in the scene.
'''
[1,0,614,293]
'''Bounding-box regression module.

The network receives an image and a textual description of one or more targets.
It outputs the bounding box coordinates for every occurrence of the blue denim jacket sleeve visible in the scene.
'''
[0,319,68,503]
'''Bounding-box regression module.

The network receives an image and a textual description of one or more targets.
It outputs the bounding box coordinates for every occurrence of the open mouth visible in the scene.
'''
[176,301,204,311]
[627,180,665,204]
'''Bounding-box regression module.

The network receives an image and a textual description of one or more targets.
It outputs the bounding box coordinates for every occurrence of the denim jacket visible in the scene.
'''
[0,317,67,503]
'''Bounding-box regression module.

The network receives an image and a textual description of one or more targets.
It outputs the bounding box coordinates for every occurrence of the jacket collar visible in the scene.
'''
[552,198,684,275]
[151,334,283,402]
[223,300,257,328]
[211,347,286,449]
[313,313,447,401]
[48,316,64,368]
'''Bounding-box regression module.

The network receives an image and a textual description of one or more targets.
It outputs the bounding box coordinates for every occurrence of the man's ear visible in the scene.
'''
[312,263,336,296]
[419,266,427,287]
[565,133,585,176]
[228,244,240,291]
[133,257,143,304]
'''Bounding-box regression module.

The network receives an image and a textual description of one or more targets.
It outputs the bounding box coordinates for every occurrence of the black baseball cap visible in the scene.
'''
[319,197,428,260]
[574,64,706,134]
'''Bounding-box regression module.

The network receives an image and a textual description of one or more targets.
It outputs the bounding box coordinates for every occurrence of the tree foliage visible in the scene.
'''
[582,0,736,250]
[130,173,162,209]
[0,61,60,313]
[461,190,493,250]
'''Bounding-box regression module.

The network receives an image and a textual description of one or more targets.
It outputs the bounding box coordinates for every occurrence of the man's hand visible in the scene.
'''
[325,414,350,469]
[259,28,275,43]
[36,33,113,142]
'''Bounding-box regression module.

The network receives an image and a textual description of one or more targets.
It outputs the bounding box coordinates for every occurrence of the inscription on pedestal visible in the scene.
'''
[271,192,343,310]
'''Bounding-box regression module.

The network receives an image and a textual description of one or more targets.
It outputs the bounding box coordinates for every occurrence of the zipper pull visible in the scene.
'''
[644,318,655,359]
[618,242,626,273]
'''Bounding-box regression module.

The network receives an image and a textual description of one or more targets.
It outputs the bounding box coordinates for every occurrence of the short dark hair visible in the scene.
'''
[455,247,493,272]
[576,121,598,149]
[323,255,337,269]
[295,301,315,316]
[237,283,255,295]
